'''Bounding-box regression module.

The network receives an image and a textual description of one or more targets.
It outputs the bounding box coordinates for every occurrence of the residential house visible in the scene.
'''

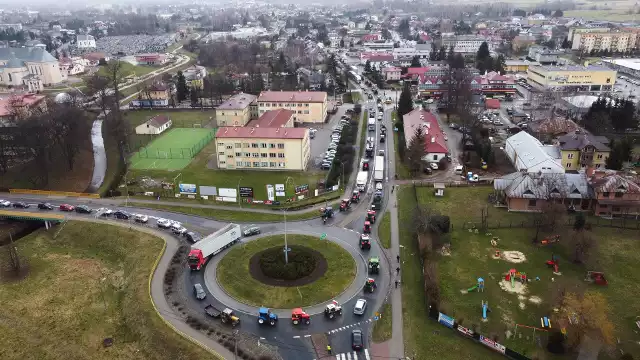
[134,114,172,135]
[504,131,565,173]
[257,91,328,124]
[0,93,47,123]
[528,117,580,142]
[130,83,170,108]
[215,92,257,127]
[0,48,64,91]
[83,52,109,65]
[558,131,610,171]
[402,109,448,163]
[512,35,537,52]
[527,45,560,65]
[76,34,96,49]
[182,65,206,89]
[382,67,402,81]
[214,127,310,170]
[589,170,640,217]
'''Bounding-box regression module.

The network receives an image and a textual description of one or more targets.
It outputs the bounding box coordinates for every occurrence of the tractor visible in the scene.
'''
[360,234,371,250]
[364,278,377,293]
[324,300,343,319]
[371,192,383,211]
[320,206,335,224]
[366,210,376,224]
[221,308,240,327]
[368,257,380,274]
[291,308,311,325]
[351,190,360,203]
[257,307,278,326]
[363,221,371,234]
[339,199,351,212]
[585,271,608,286]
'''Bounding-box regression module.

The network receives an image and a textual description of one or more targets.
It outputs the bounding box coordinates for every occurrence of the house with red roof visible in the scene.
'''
[402,109,449,163]
[361,34,382,42]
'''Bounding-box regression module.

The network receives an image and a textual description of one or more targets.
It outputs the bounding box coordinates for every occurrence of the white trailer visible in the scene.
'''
[188,223,242,270]
[374,155,384,182]
[356,171,368,192]
[367,118,376,131]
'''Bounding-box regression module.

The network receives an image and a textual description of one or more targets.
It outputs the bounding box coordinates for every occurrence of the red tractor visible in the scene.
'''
[363,221,371,234]
[360,234,371,250]
[366,210,376,224]
[351,190,360,203]
[291,308,311,325]
[339,199,351,212]
[585,271,608,286]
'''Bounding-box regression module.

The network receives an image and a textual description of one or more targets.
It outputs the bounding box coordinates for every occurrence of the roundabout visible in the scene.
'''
[216,234,356,309]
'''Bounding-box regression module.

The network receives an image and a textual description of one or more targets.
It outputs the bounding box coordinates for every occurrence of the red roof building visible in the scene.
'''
[402,109,448,162]
[485,98,500,109]
[361,34,382,42]
[216,126,307,140]
[246,109,294,128]
[135,53,168,66]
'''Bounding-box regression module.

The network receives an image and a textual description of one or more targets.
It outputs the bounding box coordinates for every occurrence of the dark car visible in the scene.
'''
[12,202,30,208]
[75,205,92,214]
[38,202,54,210]
[113,210,132,220]
[351,329,364,350]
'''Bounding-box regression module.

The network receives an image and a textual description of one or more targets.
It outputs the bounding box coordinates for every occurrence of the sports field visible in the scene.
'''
[129,128,215,170]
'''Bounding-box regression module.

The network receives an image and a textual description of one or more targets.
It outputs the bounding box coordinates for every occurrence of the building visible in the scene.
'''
[0,48,64,91]
[511,35,537,52]
[257,91,328,124]
[476,72,517,97]
[135,53,168,66]
[603,58,640,78]
[494,171,592,212]
[442,35,493,57]
[130,83,170,108]
[214,127,310,170]
[76,34,96,49]
[382,67,402,81]
[392,43,432,60]
[504,59,539,73]
[402,109,448,163]
[558,131,610,171]
[527,65,616,92]
[182,65,206,88]
[504,131,565,173]
[83,52,109,65]
[246,109,294,128]
[527,45,560,65]
[571,31,638,53]
[359,52,394,65]
[0,24,23,32]
[589,170,640,217]
[58,57,86,76]
[134,114,172,135]
[361,34,382,42]
[0,93,46,123]
[215,92,257,127]
[567,27,611,43]
[363,42,395,50]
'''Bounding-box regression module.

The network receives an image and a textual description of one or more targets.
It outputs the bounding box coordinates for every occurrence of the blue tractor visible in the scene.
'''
[258,307,278,326]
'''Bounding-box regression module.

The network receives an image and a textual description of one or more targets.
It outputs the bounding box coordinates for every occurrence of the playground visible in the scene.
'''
[398,186,640,360]
[129,128,215,171]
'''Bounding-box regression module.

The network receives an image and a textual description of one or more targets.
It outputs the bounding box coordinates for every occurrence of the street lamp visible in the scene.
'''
[283,177,296,264]
[237,176,243,208]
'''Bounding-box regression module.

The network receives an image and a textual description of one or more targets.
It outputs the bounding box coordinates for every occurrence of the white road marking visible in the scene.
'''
[304,334,311,338]
[353,351,359,359]
[364,349,370,360]
[346,352,352,360]
[293,335,300,339]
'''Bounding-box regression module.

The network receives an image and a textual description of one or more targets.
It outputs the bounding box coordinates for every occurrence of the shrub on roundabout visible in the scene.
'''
[258,246,317,281]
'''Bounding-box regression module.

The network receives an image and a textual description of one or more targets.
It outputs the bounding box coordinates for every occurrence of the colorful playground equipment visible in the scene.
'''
[546,254,561,275]
[481,300,490,320]
[466,277,485,293]
[540,235,560,246]
[541,316,552,329]
[585,271,608,285]
[505,268,527,288]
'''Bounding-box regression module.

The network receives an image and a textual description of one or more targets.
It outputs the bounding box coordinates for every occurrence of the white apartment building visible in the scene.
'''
[76,34,96,49]
[393,43,432,59]
[572,31,638,53]
[441,35,493,55]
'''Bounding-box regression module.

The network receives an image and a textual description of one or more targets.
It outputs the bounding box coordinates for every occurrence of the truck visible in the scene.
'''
[367,118,375,131]
[374,155,384,182]
[356,171,368,192]
[188,223,241,270]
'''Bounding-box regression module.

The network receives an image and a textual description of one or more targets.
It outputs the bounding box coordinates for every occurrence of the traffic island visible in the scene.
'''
[216,234,356,309]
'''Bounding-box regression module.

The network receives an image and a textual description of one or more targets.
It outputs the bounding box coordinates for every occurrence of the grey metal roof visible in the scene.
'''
[504,131,565,173]
[557,132,610,152]
[494,172,592,199]
[0,47,57,64]
[4,54,23,68]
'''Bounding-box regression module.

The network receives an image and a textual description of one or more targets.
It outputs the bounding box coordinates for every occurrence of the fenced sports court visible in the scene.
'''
[129,128,215,171]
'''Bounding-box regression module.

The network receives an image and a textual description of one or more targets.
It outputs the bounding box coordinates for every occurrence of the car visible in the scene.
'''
[0,199,11,207]
[375,182,383,191]
[75,205,92,214]
[172,225,188,235]
[425,98,434,104]
[12,202,29,208]
[38,202,54,210]
[113,210,131,220]
[135,214,149,223]
[185,232,200,243]
[493,119,502,126]
[321,163,332,170]
[59,204,75,212]
[351,329,364,351]
[449,123,459,130]
[157,218,171,228]
[97,208,113,216]
[429,162,439,170]
[443,134,448,141]
[353,298,367,315]
[243,226,261,237]
[193,283,206,300]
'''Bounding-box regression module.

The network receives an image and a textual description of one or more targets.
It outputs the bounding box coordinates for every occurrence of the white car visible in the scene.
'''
[157,218,171,228]
[429,162,439,170]
[97,208,113,216]
[425,98,434,104]
[135,214,149,223]
[0,199,11,207]
[375,182,383,191]
[354,299,367,315]
[172,224,188,235]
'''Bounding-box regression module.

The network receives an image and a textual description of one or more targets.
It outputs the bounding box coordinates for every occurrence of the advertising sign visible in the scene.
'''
[479,336,506,354]
[266,185,275,201]
[239,187,254,198]
[457,325,475,338]
[275,184,286,197]
[437,313,455,329]
[178,183,197,194]
[295,184,309,194]
[199,186,217,196]
[218,188,237,198]
[215,196,237,203]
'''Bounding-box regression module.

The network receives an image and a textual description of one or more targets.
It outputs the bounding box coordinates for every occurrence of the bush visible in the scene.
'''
[429,215,450,234]
[258,246,318,280]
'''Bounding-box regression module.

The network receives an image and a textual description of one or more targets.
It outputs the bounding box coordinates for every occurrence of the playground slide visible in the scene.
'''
[482,303,488,319]
[467,285,478,292]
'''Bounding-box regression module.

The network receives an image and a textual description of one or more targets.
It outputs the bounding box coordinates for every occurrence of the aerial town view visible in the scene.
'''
[1,0,640,359]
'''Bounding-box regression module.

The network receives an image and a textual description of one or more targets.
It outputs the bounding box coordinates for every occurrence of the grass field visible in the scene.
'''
[129,128,215,171]
[97,61,156,78]
[359,110,368,158]
[398,185,640,359]
[377,211,391,249]
[0,222,215,360]
[372,303,392,342]
[564,9,640,21]
[216,234,356,308]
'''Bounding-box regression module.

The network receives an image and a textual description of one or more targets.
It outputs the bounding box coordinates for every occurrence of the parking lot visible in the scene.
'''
[307,105,352,169]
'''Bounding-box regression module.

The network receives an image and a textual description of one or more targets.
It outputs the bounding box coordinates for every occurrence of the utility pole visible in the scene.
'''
[233,330,239,360]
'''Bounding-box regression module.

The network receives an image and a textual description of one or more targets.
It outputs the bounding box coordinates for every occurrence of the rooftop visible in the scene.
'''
[258,91,327,103]
[216,126,307,139]
[146,115,171,128]
[217,92,257,110]
[558,132,610,152]
[603,58,640,71]
[504,131,564,173]
[246,109,293,128]
[402,109,448,154]
[531,64,612,72]
[0,93,46,118]
[0,47,57,64]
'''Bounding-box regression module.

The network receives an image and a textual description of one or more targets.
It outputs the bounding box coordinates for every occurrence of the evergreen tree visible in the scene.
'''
[447,45,455,63]
[437,46,447,61]
[176,71,189,102]
[494,54,507,73]
[364,60,372,74]
[410,55,421,68]
[340,38,345,48]
[190,85,199,105]
[406,125,426,175]
[561,37,571,49]
[429,42,438,61]
[476,42,491,74]
[397,82,414,125]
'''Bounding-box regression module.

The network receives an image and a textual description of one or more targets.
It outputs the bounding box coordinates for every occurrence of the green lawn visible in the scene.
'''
[127,202,327,222]
[97,61,156,78]
[377,211,391,249]
[359,111,368,158]
[0,222,217,360]
[216,234,356,308]
[564,9,640,21]
[398,185,640,359]
[372,303,392,342]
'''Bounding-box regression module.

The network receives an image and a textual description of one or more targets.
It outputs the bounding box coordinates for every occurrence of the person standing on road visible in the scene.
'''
[327,345,332,354]
[396,266,400,274]
[396,255,400,263]
[395,280,399,288]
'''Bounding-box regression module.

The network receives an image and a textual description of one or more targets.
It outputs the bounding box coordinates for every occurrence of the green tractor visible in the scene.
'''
[368,257,380,274]
[364,278,377,293]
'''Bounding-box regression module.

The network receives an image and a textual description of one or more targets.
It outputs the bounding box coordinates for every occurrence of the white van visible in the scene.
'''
[454,165,464,175]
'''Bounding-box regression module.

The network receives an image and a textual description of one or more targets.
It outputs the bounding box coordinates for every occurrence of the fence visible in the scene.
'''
[412,180,494,187]
[135,131,214,160]
[455,216,640,231]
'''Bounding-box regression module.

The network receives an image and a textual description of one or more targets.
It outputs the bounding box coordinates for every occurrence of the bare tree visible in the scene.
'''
[85,74,112,117]
[530,173,569,242]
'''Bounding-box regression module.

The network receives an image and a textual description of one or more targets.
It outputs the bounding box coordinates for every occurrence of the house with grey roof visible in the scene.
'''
[0,47,64,91]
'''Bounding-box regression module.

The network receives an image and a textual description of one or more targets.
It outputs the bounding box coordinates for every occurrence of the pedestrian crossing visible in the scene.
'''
[334,349,370,360]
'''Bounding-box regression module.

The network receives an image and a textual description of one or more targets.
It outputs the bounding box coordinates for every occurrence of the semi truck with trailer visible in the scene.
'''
[356,171,368,192]
[374,155,384,182]
[188,224,241,270]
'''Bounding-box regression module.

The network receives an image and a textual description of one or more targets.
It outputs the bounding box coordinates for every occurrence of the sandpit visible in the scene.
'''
[499,279,528,295]
[501,251,527,263]
[529,296,542,304]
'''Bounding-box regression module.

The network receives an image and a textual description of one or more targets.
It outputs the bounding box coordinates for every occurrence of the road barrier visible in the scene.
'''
[9,189,101,198]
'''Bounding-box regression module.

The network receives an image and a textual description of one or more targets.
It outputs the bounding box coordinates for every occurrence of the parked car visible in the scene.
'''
[59,204,75,212]
[113,210,131,220]
[0,199,11,207]
[157,218,171,228]
[12,202,29,209]
[353,298,367,315]
[75,205,92,214]
[172,224,188,235]
[243,226,261,237]
[351,329,364,351]
[135,214,149,223]
[97,208,113,216]
[185,232,200,243]
[429,162,439,170]
[193,283,206,300]
[38,203,54,210]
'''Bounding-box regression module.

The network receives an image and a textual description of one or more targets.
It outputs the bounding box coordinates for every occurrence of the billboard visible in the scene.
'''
[266,185,275,201]
[199,186,217,196]
[218,188,237,198]
[479,336,506,354]
[457,325,475,338]
[437,313,455,329]
[295,184,309,194]
[178,183,197,194]
[239,187,254,198]
[275,184,286,197]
